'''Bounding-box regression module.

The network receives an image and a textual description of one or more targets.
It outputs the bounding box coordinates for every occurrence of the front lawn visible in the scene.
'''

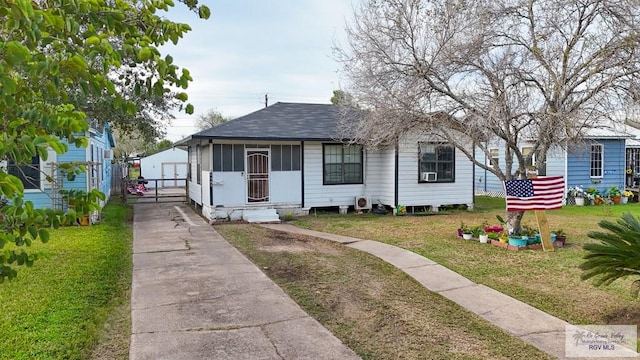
[217,224,552,359]
[293,197,640,326]
[0,203,133,360]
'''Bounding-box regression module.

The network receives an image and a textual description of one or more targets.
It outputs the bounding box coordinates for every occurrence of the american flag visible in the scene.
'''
[504,176,565,211]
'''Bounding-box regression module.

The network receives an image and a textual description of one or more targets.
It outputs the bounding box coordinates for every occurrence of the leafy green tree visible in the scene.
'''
[144,139,174,156]
[330,89,356,106]
[581,213,640,296]
[195,109,229,131]
[0,0,210,281]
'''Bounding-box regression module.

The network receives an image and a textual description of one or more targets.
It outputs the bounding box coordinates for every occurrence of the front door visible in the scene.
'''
[246,150,269,203]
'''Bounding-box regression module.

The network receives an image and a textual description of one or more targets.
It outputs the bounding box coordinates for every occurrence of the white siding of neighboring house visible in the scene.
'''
[476,141,568,195]
[397,134,474,208]
[545,145,566,177]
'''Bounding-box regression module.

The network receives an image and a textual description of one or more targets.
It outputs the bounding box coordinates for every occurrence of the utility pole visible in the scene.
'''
[264,93,268,108]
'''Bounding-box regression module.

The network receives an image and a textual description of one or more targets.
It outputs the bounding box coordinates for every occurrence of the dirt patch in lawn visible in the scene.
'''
[216,224,553,360]
[255,229,342,255]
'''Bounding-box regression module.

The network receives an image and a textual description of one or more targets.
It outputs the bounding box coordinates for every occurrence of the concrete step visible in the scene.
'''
[243,209,280,223]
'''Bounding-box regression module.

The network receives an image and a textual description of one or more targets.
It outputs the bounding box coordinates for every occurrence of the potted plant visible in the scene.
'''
[498,230,509,244]
[586,187,600,205]
[60,189,103,226]
[474,227,489,243]
[487,232,499,242]
[622,190,634,204]
[607,186,621,204]
[521,225,537,245]
[508,230,528,247]
[553,229,567,247]
[567,185,585,206]
[460,222,473,240]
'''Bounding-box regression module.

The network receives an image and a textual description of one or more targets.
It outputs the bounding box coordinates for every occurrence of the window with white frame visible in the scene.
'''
[591,144,603,177]
[489,148,499,167]
[521,146,536,168]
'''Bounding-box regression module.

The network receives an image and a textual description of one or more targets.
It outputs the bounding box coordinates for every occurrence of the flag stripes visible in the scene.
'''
[504,176,565,211]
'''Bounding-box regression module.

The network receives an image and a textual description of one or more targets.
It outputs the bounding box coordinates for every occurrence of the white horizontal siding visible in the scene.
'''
[363,148,395,206]
[397,135,474,206]
[545,145,566,177]
[187,145,202,204]
[210,171,245,207]
[304,142,368,208]
[271,171,302,205]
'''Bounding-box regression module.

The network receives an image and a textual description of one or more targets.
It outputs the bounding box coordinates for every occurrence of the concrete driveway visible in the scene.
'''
[129,202,359,360]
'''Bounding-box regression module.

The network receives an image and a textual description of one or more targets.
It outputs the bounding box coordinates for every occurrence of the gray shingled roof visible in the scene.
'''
[187,102,359,141]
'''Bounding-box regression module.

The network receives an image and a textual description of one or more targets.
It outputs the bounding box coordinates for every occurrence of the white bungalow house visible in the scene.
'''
[175,102,474,222]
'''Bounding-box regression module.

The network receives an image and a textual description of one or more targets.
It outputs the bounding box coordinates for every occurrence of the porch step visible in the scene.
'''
[242,209,281,223]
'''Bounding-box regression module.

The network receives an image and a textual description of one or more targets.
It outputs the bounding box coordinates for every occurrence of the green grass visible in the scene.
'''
[0,203,133,360]
[293,197,640,326]
[217,224,553,359]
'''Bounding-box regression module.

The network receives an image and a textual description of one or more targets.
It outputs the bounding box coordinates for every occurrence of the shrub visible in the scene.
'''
[580,213,640,296]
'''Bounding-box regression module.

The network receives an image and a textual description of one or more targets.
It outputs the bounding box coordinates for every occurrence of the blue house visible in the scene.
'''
[7,123,116,214]
[475,127,631,202]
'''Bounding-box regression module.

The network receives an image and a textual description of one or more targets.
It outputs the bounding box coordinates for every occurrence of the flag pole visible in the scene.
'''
[535,210,554,252]
[528,173,555,252]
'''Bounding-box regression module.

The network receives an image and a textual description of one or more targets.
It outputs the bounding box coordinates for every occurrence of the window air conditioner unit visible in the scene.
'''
[422,172,437,182]
[104,149,113,160]
[354,196,372,210]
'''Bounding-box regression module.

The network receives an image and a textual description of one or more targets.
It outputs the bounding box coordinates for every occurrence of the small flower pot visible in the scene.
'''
[462,233,473,240]
[479,234,489,243]
[621,196,629,204]
[508,237,528,247]
[574,197,585,206]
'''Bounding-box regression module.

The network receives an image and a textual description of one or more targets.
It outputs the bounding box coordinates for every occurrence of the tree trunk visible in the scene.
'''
[506,210,525,234]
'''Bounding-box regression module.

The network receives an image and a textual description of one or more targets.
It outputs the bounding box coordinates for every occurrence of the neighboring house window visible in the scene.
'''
[212,144,245,172]
[591,144,603,178]
[196,144,201,184]
[419,143,455,182]
[8,156,40,190]
[489,148,499,166]
[323,144,363,185]
[522,146,536,168]
[271,145,301,171]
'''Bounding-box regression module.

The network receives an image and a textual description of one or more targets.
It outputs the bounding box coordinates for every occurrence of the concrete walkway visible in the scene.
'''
[129,202,359,360]
[261,224,573,359]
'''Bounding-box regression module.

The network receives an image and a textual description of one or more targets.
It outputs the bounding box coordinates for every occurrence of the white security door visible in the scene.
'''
[246,150,269,203]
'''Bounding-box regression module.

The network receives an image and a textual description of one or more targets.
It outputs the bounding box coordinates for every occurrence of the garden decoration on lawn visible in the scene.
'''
[504,175,565,252]
[567,185,586,206]
[459,221,473,240]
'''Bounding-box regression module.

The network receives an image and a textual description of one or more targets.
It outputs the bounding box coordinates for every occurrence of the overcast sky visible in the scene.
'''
[160,1,356,141]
